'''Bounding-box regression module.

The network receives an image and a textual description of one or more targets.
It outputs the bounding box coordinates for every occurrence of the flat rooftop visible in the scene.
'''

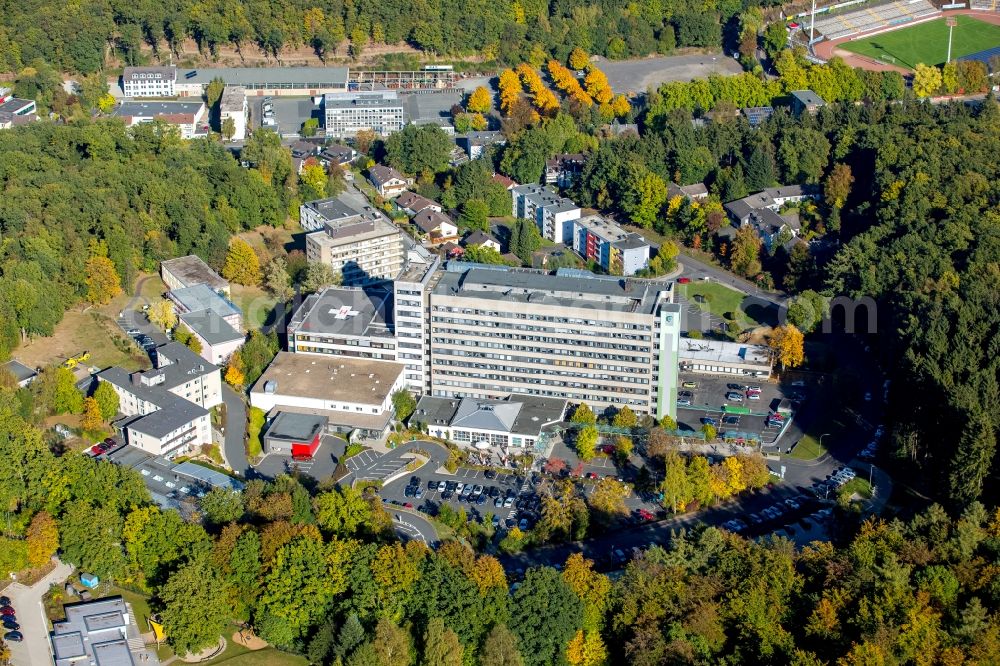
[266,411,326,442]
[252,352,405,406]
[177,67,349,87]
[113,101,204,117]
[325,90,402,109]
[678,339,772,367]
[179,310,243,345]
[160,255,228,292]
[168,284,241,320]
[434,264,672,315]
[289,286,393,338]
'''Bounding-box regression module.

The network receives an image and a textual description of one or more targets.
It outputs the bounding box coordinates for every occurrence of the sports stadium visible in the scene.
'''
[797,0,1000,71]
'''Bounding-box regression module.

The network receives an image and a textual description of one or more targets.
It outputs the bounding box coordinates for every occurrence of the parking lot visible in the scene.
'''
[675,373,805,445]
[251,96,321,137]
[382,467,538,531]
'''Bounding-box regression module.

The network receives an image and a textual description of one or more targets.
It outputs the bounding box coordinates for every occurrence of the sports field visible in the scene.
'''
[841,15,1000,69]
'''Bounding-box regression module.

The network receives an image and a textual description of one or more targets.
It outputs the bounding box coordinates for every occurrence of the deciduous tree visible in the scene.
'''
[422,617,463,666]
[93,381,119,421]
[467,86,492,114]
[576,425,599,462]
[160,554,232,656]
[222,238,261,286]
[26,510,59,568]
[84,256,122,305]
[913,63,942,98]
[148,299,177,331]
[769,324,805,369]
[81,396,103,431]
[480,623,524,666]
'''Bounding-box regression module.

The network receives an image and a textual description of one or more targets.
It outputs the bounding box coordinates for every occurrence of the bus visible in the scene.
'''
[422,65,454,72]
[722,405,752,415]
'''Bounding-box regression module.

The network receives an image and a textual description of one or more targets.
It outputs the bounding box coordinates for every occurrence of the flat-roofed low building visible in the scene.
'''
[0,97,38,128]
[288,286,397,361]
[677,338,772,379]
[303,194,407,285]
[167,283,242,331]
[250,353,407,439]
[160,255,230,296]
[429,264,681,419]
[219,86,248,140]
[111,100,208,139]
[263,411,326,455]
[412,394,566,454]
[179,309,244,365]
[51,595,158,666]
[175,66,350,97]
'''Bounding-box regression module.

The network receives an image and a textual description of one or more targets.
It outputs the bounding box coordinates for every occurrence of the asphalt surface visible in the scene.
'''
[389,509,440,547]
[253,434,346,480]
[5,559,75,666]
[221,384,250,476]
[593,53,743,93]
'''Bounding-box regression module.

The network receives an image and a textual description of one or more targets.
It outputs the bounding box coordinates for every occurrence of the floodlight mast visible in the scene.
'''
[946,17,957,63]
[810,0,817,48]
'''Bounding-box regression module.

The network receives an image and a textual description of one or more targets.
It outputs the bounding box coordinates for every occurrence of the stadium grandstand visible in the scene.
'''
[969,0,998,11]
[810,0,941,40]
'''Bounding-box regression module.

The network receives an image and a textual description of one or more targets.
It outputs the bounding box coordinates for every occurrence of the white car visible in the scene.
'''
[455,482,465,494]
[152,475,163,482]
[437,481,447,492]
[165,481,176,489]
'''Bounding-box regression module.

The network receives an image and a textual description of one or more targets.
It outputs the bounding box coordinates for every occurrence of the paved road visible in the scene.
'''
[677,253,788,308]
[343,440,451,485]
[6,559,75,666]
[388,508,440,547]
[221,384,249,477]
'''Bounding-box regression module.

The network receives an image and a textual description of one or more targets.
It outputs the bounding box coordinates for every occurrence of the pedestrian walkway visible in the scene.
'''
[7,559,75,666]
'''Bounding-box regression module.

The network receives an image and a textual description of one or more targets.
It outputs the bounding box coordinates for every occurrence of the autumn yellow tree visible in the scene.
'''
[85,255,122,305]
[26,511,59,568]
[222,238,262,286]
[568,47,589,70]
[566,630,608,666]
[913,63,943,98]
[769,324,805,370]
[562,553,611,631]
[471,555,507,595]
[588,477,629,519]
[467,86,492,114]
[148,299,177,330]
[584,68,613,104]
[498,69,523,114]
[611,94,631,118]
[81,396,103,431]
[225,360,245,387]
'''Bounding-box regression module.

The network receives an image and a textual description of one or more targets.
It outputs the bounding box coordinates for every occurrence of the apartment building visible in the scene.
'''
[219,86,248,140]
[545,153,587,188]
[428,265,681,419]
[324,90,405,138]
[511,185,581,244]
[122,66,177,97]
[303,198,407,285]
[96,343,221,457]
[571,214,652,276]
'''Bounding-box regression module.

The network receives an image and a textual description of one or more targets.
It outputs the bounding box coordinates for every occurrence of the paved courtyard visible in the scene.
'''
[593,53,743,93]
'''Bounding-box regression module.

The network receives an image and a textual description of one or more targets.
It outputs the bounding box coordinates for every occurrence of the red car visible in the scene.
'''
[677,277,691,284]
[0,608,15,617]
[637,509,655,521]
[403,502,414,509]
[89,445,103,455]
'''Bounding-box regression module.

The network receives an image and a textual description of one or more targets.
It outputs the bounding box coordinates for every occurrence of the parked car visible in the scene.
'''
[455,483,465,494]
[518,518,529,530]
[437,480,447,492]
[747,392,761,400]
[725,392,744,402]
[677,399,692,407]
[4,630,22,642]
[503,496,515,508]
[727,383,747,391]
[0,608,14,617]
[409,476,421,487]
[682,381,698,388]
[2,620,18,631]
[0,597,9,607]
[677,277,691,284]
[701,417,718,426]
[722,416,740,425]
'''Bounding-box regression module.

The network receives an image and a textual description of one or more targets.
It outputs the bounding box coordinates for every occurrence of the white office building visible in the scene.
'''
[324,90,405,138]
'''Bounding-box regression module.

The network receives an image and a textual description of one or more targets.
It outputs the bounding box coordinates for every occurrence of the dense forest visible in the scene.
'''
[0,120,295,360]
[1,388,999,664]
[0,0,781,74]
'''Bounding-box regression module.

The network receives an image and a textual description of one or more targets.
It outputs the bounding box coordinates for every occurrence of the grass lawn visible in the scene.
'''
[790,408,850,460]
[680,281,761,329]
[842,16,1000,69]
[839,476,873,501]
[204,647,307,665]
[230,284,280,330]
[15,309,147,372]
